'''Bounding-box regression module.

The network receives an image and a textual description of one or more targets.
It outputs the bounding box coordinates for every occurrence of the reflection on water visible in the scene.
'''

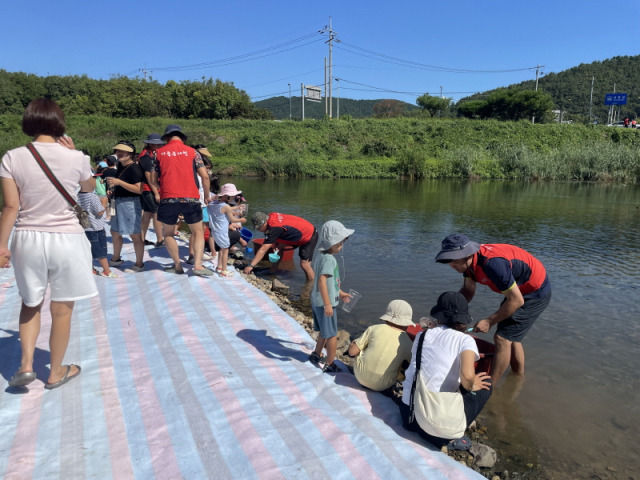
[240,177,640,479]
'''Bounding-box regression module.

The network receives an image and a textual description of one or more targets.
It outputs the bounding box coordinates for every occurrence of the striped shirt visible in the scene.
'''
[78,191,106,231]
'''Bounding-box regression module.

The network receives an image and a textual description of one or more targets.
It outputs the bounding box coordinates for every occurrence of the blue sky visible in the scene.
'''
[3,1,639,104]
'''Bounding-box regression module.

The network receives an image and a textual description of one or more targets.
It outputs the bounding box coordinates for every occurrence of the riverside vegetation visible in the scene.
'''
[1,115,639,183]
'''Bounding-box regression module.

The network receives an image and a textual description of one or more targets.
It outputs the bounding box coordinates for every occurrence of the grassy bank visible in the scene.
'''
[1,115,639,182]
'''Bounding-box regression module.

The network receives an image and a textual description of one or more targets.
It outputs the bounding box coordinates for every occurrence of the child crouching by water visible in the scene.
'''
[309,220,354,373]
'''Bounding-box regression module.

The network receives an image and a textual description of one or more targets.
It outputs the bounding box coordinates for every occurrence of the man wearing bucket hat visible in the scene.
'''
[348,299,416,392]
[138,133,165,248]
[149,125,212,276]
[243,211,318,280]
[435,234,551,384]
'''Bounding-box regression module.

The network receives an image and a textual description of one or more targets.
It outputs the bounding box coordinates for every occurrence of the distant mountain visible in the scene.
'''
[459,55,640,123]
[254,96,419,120]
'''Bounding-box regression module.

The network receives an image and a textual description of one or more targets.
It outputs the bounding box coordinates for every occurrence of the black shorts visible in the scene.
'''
[140,191,159,213]
[157,201,202,225]
[298,229,318,261]
[496,292,552,342]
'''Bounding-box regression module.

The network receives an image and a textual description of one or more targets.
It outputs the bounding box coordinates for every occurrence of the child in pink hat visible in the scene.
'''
[206,183,246,276]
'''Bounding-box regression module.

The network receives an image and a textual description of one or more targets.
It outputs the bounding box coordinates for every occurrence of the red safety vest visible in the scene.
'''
[267,213,315,245]
[155,139,200,200]
[468,244,548,295]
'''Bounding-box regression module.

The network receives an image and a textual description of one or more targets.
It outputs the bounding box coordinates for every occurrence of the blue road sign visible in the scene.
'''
[605,93,627,105]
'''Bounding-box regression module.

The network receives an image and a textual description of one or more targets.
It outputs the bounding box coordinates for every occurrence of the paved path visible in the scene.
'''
[0,237,483,479]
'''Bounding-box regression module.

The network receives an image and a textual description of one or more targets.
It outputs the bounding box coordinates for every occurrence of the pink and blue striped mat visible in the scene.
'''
[0,241,482,479]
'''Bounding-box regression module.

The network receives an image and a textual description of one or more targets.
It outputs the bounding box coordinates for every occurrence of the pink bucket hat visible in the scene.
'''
[219,183,242,197]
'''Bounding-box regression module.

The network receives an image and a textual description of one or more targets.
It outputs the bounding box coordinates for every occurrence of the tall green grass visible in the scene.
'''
[1,115,638,182]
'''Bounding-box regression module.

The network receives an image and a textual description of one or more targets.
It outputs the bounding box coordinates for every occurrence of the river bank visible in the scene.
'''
[233,259,547,480]
[1,116,639,183]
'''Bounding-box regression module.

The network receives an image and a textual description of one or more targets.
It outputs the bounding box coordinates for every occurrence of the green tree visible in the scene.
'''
[416,94,452,117]
[483,89,555,121]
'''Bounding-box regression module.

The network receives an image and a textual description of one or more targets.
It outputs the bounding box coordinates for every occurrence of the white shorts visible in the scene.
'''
[11,230,98,306]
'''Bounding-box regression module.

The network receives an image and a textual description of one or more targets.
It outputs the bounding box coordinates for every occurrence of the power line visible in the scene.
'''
[147,32,324,72]
[337,41,539,74]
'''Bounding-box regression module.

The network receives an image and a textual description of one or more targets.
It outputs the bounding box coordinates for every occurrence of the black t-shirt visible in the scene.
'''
[138,154,155,185]
[114,162,145,198]
[101,167,117,179]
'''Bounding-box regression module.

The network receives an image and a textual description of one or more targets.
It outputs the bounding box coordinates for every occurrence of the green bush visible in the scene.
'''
[1,115,638,182]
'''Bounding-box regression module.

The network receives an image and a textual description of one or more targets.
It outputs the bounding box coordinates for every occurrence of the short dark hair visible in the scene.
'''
[22,98,66,137]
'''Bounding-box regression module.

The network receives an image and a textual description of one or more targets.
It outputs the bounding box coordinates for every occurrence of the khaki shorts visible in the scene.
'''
[11,230,98,306]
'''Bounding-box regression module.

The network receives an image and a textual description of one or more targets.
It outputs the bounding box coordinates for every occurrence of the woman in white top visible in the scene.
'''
[399,291,492,449]
[0,98,97,390]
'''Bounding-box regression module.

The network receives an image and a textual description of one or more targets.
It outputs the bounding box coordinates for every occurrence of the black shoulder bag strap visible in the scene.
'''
[26,142,81,210]
[408,329,427,424]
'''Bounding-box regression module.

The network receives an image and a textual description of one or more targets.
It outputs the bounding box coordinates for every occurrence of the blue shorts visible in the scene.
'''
[202,207,209,224]
[111,197,142,235]
[85,229,108,259]
[496,292,552,342]
[158,201,202,225]
[312,305,338,338]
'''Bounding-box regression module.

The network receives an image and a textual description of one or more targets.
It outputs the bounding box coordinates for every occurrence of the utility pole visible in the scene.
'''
[301,83,305,121]
[588,76,594,124]
[532,64,542,124]
[288,83,292,120]
[322,18,337,119]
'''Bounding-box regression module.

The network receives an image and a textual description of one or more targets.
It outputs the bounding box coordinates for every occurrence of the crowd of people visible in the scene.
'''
[0,98,552,454]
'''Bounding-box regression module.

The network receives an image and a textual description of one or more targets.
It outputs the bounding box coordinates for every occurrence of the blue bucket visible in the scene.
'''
[240,227,253,242]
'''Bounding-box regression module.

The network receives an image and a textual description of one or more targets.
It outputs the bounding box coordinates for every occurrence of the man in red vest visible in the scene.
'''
[243,211,318,280]
[435,233,551,384]
[150,125,213,276]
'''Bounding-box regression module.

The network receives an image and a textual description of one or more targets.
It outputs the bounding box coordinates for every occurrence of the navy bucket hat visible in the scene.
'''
[162,124,187,141]
[435,233,481,263]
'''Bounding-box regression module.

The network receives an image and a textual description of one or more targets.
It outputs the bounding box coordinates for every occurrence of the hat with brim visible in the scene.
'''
[113,143,134,153]
[219,183,242,197]
[379,300,414,327]
[162,124,187,141]
[430,291,473,326]
[435,233,481,262]
[197,147,212,157]
[251,211,269,229]
[143,133,164,145]
[317,220,354,251]
[98,161,108,168]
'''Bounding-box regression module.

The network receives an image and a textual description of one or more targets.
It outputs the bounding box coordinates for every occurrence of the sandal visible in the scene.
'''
[99,271,118,278]
[217,269,234,277]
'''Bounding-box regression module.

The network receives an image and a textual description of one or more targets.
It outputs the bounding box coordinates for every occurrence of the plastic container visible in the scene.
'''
[268,252,281,263]
[341,289,362,313]
[240,227,253,242]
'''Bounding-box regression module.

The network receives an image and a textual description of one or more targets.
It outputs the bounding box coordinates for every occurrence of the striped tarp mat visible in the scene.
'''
[0,241,482,480]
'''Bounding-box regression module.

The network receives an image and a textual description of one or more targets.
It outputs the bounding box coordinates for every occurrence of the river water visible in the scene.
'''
[236,177,640,479]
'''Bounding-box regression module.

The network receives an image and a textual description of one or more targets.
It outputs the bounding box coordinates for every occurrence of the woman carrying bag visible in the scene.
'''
[0,98,97,390]
[399,291,492,449]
